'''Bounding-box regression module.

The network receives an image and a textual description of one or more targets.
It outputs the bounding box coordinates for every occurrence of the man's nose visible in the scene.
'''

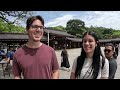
[85,41,89,45]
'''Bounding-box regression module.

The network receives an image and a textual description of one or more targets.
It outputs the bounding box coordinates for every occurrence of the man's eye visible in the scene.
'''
[31,25,44,29]
[31,25,38,28]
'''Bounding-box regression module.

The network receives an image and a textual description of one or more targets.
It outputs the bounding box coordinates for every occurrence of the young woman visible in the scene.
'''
[70,31,109,79]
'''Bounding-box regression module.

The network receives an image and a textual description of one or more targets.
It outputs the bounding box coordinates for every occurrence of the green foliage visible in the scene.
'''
[87,26,115,39]
[87,26,104,39]
[102,28,113,35]
[1,13,120,39]
[48,25,66,31]
[47,23,120,39]
[0,18,25,33]
[0,11,33,33]
[0,11,33,24]
[103,34,112,39]
[66,19,86,35]
[112,30,120,38]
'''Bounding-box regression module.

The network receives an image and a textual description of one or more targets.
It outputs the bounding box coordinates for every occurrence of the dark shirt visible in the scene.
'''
[6,51,14,60]
[0,50,6,61]
[108,58,117,79]
[61,50,68,58]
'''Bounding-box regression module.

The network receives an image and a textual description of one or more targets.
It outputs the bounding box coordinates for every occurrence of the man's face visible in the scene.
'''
[27,19,44,42]
[104,46,114,59]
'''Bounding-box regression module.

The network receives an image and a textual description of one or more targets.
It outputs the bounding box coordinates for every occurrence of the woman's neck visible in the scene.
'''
[26,40,42,48]
[86,52,93,59]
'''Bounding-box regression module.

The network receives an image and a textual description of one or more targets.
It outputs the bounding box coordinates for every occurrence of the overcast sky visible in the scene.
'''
[29,11,120,30]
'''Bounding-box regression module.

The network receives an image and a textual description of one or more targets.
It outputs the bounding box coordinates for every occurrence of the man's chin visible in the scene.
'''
[33,39,41,42]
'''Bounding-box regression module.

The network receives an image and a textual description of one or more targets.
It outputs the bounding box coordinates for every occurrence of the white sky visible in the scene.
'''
[12,11,120,30]
[36,11,120,30]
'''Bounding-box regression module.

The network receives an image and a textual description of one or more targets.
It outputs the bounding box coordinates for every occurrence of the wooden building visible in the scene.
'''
[0,29,120,50]
[0,32,47,49]
[44,28,76,49]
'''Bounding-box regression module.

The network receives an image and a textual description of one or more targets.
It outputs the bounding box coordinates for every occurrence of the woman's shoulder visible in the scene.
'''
[100,56,108,61]
[73,57,79,64]
[73,56,81,65]
[100,56,109,68]
[100,57,109,69]
[104,58,109,64]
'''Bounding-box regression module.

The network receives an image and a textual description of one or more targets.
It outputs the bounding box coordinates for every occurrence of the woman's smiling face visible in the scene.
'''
[82,34,97,54]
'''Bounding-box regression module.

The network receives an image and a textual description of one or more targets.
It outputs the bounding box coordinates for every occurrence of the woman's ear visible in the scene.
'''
[95,42,98,47]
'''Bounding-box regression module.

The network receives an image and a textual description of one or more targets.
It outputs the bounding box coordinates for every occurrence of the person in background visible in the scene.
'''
[0,47,6,61]
[115,44,119,59]
[12,15,59,79]
[104,43,117,79]
[70,31,109,79]
[61,46,70,72]
[6,48,14,66]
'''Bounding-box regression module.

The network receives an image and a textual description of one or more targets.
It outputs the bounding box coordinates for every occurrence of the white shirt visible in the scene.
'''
[71,57,109,79]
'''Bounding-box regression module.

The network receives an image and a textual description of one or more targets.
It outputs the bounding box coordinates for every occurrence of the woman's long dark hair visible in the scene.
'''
[75,31,103,79]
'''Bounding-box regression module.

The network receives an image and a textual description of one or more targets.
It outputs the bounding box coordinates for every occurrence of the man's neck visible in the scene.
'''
[26,41,42,48]
[107,56,113,60]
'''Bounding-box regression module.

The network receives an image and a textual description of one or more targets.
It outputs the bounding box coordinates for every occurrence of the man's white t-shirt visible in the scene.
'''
[71,57,109,79]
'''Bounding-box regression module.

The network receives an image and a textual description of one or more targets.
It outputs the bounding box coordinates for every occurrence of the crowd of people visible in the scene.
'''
[0,15,119,79]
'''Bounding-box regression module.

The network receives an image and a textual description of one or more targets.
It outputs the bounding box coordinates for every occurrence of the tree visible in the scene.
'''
[66,19,86,36]
[0,11,34,33]
[0,11,33,25]
[102,28,113,35]
[0,18,25,33]
[112,30,120,38]
[47,25,66,31]
[88,26,105,39]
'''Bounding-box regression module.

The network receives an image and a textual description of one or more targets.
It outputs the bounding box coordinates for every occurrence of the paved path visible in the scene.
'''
[57,47,120,79]
[0,47,119,79]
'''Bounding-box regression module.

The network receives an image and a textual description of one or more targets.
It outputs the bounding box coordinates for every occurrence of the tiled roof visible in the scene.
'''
[0,33,47,41]
[66,37,82,42]
[44,28,76,37]
[99,38,120,42]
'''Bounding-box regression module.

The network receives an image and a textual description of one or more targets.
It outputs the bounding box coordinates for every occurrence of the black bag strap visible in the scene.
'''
[82,64,92,79]
[101,57,105,69]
